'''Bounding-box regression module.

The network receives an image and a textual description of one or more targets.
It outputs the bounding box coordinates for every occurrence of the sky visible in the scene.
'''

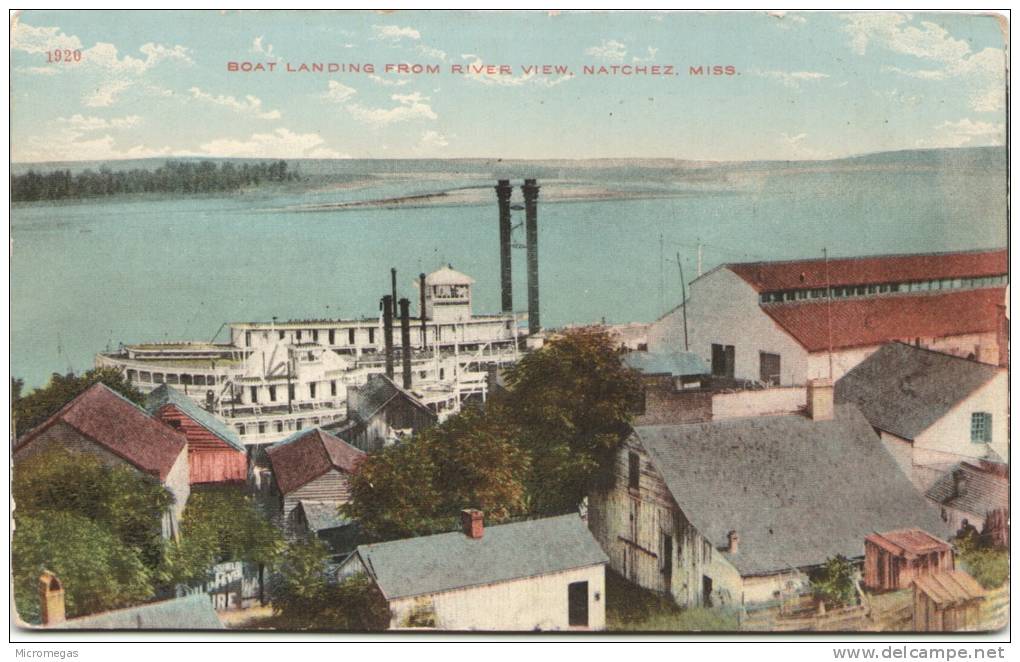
[10,10,1008,163]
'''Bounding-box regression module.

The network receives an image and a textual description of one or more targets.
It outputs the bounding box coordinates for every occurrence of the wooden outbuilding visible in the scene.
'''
[864,529,954,592]
[912,570,986,632]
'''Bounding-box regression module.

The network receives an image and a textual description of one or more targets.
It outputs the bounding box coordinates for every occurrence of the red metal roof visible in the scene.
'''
[267,428,365,495]
[16,383,187,481]
[763,287,1005,352]
[866,528,951,557]
[728,249,1006,293]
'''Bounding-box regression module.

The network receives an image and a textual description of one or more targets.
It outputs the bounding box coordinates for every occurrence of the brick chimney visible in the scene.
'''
[39,570,65,626]
[727,530,739,554]
[807,378,834,421]
[461,509,484,539]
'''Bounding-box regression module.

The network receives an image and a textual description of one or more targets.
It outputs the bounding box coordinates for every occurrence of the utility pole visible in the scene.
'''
[677,252,689,351]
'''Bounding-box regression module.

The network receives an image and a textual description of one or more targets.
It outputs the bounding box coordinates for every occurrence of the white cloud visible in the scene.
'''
[188,87,282,119]
[778,131,829,160]
[417,43,448,61]
[83,79,132,107]
[767,11,808,29]
[346,91,438,125]
[251,36,277,59]
[368,74,410,87]
[458,55,573,88]
[18,66,61,76]
[13,125,172,163]
[373,25,421,41]
[198,128,342,158]
[841,13,1004,112]
[419,130,449,150]
[632,47,658,63]
[11,22,82,53]
[57,114,141,131]
[919,118,1005,148]
[585,39,627,61]
[323,80,358,103]
[752,69,830,88]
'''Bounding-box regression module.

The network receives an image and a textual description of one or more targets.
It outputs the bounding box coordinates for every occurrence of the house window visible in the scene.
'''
[567,581,589,627]
[711,344,735,378]
[269,385,277,402]
[628,452,640,490]
[971,412,992,443]
[759,352,781,386]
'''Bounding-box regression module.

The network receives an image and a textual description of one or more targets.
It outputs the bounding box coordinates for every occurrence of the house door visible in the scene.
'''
[759,352,781,385]
[711,344,735,378]
[568,581,589,627]
[702,576,714,607]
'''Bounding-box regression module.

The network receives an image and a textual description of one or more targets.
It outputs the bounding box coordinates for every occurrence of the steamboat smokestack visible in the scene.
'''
[522,178,541,335]
[419,272,428,349]
[382,294,395,379]
[399,298,412,389]
[391,268,398,321]
[496,179,513,313]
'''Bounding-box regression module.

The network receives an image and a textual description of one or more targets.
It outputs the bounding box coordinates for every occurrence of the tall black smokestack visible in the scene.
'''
[496,179,513,313]
[391,268,398,321]
[382,294,394,379]
[523,178,541,335]
[419,272,428,349]
[399,298,412,389]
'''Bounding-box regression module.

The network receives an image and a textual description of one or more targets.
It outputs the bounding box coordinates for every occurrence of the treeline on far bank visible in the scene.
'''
[11,159,297,202]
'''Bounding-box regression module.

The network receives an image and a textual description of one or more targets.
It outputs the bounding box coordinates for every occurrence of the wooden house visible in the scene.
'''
[863,529,954,592]
[912,570,986,632]
[13,383,190,539]
[264,427,365,535]
[334,373,437,451]
[925,460,1009,543]
[338,511,608,631]
[147,384,247,485]
[292,500,358,553]
[587,385,951,609]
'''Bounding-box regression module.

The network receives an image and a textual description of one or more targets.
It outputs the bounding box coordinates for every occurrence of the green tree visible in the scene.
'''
[495,326,642,513]
[810,555,858,608]
[270,538,390,631]
[14,367,144,437]
[13,448,172,569]
[12,512,154,624]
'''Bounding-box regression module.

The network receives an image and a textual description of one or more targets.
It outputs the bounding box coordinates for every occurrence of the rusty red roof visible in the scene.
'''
[728,249,1006,293]
[266,427,365,494]
[914,570,986,605]
[866,528,951,557]
[763,287,1005,352]
[16,383,187,481]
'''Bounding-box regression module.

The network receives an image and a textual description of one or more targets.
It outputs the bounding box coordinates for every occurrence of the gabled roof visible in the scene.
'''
[622,350,708,377]
[297,500,352,532]
[59,593,223,630]
[16,383,187,481]
[424,264,474,286]
[634,405,950,577]
[146,384,244,452]
[727,249,1006,293]
[349,374,435,423]
[353,514,608,600]
[913,570,986,606]
[763,288,1005,352]
[925,462,1009,520]
[835,342,1001,440]
[266,427,365,495]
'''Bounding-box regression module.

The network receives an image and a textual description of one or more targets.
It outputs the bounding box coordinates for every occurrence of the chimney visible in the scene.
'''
[496,179,514,313]
[399,298,412,389]
[807,377,834,421]
[382,295,394,379]
[953,469,968,498]
[391,268,399,321]
[522,178,541,335]
[461,508,484,539]
[39,570,65,626]
[727,530,739,554]
[419,272,428,349]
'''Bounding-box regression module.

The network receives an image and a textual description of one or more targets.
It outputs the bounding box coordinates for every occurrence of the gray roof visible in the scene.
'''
[635,405,950,577]
[353,514,608,600]
[925,462,1008,520]
[622,351,708,377]
[298,500,353,532]
[60,594,223,630]
[835,342,1001,440]
[146,384,244,451]
[349,374,433,423]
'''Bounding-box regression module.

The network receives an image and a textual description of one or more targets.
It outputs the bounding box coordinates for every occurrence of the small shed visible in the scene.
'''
[912,570,986,632]
[864,529,954,592]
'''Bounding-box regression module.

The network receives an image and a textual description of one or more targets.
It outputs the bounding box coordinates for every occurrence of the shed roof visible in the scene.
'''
[727,249,1006,293]
[865,529,951,557]
[634,405,950,576]
[925,462,1009,520]
[267,428,365,495]
[835,342,1001,440]
[146,384,244,451]
[762,288,1005,352]
[16,383,187,481]
[60,593,223,630]
[913,570,986,606]
[349,374,435,423]
[353,514,608,600]
[622,351,708,377]
[298,500,352,532]
[425,264,475,286]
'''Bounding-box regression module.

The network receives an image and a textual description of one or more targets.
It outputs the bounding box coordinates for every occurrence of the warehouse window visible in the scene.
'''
[971,412,992,443]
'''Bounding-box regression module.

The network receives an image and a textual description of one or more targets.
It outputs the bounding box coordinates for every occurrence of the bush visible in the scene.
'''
[810,555,858,608]
[958,547,1009,589]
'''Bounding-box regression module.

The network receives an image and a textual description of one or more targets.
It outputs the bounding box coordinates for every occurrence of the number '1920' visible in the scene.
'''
[46,49,82,63]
